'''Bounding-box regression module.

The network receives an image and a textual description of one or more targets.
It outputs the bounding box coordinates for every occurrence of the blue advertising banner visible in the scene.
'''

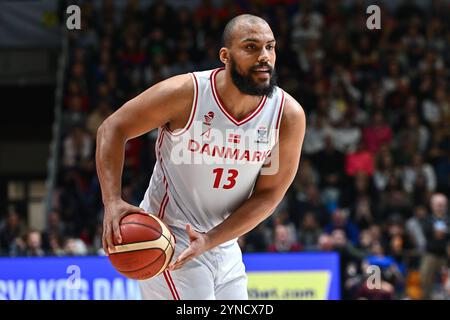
[0,253,339,300]
[0,256,140,300]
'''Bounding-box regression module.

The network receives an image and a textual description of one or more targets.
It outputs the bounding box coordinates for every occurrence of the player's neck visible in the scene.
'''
[215,69,263,119]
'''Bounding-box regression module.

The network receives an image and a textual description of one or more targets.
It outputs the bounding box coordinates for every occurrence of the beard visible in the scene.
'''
[229,56,277,98]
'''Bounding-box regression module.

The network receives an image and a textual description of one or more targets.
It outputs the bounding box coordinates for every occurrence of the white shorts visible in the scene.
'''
[138,226,248,300]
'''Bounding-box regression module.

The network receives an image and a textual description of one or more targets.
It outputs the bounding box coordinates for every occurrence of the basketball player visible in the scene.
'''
[96,14,306,299]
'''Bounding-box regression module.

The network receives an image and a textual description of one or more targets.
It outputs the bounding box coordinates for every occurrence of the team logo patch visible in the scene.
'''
[203,111,214,125]
[201,111,215,138]
[255,126,269,144]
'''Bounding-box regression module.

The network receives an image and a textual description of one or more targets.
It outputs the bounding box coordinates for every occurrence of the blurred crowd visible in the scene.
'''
[1,0,449,300]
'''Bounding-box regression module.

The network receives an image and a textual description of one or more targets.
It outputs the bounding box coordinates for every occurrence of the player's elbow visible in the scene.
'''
[256,187,287,212]
[96,119,110,143]
[259,172,297,207]
[97,117,126,144]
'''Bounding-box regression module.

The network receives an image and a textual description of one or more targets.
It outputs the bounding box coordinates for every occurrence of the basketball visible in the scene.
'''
[108,212,175,280]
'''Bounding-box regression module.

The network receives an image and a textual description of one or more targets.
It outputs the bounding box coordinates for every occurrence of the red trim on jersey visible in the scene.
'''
[157,128,165,148]
[163,271,178,300]
[275,90,285,144]
[158,192,168,218]
[156,129,169,219]
[160,200,168,219]
[159,176,169,220]
[166,271,180,300]
[157,127,166,162]
[210,68,267,126]
[164,72,199,136]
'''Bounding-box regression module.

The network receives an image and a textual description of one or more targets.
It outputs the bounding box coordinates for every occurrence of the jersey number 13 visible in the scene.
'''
[212,168,238,189]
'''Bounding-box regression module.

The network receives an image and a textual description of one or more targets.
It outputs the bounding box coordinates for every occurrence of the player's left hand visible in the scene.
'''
[167,224,208,271]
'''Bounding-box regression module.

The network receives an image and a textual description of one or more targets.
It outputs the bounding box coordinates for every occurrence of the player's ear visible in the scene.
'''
[219,48,229,65]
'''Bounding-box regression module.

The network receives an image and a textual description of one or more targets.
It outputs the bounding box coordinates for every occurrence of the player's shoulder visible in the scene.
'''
[280,89,306,127]
[192,68,216,80]
[157,73,194,95]
[146,73,195,111]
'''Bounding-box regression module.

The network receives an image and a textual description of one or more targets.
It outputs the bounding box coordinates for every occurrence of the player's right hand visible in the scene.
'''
[102,199,146,255]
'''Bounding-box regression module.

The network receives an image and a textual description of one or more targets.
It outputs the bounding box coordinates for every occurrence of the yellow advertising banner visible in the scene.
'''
[247,271,331,300]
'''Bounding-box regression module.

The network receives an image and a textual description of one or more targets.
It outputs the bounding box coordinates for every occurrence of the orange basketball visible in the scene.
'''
[108,212,175,280]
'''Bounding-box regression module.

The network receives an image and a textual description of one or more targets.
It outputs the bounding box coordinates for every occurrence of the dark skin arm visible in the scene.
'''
[96,74,193,254]
[169,92,306,270]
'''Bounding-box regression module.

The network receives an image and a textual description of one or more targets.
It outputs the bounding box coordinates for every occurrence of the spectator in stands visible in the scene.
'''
[325,208,359,246]
[94,82,114,108]
[168,50,195,76]
[373,149,399,192]
[328,35,352,68]
[62,126,93,169]
[302,114,333,155]
[291,7,322,54]
[62,94,87,129]
[20,229,46,257]
[42,210,68,253]
[238,222,270,253]
[402,153,437,194]
[435,150,450,195]
[64,80,89,111]
[328,85,352,127]
[268,224,301,253]
[332,229,367,299]
[0,209,26,256]
[86,100,114,139]
[362,241,405,297]
[290,184,329,227]
[362,112,392,154]
[143,52,171,86]
[297,212,322,251]
[317,233,334,252]
[291,158,320,196]
[397,113,430,155]
[312,134,345,190]
[385,216,412,272]
[420,193,449,299]
[198,46,223,71]
[422,87,447,127]
[380,189,412,222]
[352,33,380,75]
[406,205,428,255]
[64,237,88,256]
[354,274,395,300]
[69,62,88,94]
[47,233,66,257]
[350,195,374,230]
[358,229,374,253]
[46,209,66,237]
[345,141,375,177]
[123,0,143,26]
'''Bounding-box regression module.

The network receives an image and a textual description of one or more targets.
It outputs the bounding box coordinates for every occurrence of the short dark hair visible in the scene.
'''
[222,14,269,48]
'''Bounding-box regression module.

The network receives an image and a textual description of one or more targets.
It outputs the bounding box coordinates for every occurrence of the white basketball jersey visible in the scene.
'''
[140,68,285,244]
